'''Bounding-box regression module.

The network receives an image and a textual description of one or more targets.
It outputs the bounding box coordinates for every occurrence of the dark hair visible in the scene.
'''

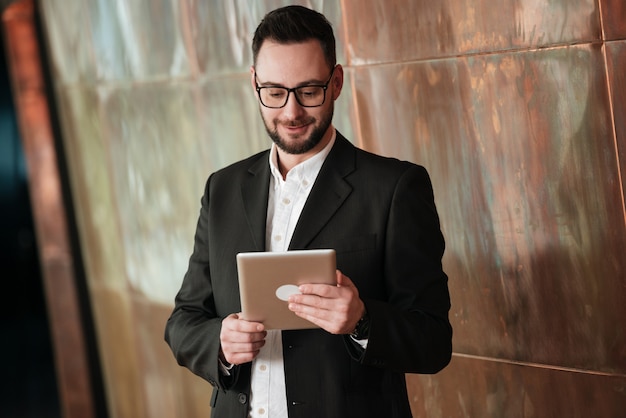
[252,5,336,68]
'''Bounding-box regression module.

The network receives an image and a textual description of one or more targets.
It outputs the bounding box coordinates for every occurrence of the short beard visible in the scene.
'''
[263,103,334,155]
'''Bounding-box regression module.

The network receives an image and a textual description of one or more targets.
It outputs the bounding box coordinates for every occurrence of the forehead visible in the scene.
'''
[255,39,329,82]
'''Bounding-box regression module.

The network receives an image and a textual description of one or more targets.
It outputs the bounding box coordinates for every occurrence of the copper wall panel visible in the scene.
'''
[2,0,95,416]
[40,0,193,83]
[186,0,346,75]
[40,0,346,82]
[53,85,147,418]
[406,355,626,417]
[606,41,626,215]
[353,44,626,373]
[601,0,626,40]
[342,0,601,64]
[53,83,152,416]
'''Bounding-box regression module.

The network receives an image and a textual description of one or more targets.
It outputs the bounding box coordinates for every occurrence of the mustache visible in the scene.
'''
[279,117,315,126]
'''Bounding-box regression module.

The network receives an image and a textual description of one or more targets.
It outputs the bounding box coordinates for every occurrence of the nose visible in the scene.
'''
[281,91,306,119]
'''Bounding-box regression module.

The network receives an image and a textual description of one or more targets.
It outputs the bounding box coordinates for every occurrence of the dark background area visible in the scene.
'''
[0,31,61,417]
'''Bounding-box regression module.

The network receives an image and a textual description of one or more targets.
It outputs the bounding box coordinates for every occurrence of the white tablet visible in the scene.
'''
[236,249,336,330]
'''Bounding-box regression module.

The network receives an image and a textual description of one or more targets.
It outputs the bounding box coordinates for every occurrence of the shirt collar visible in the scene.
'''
[268,128,336,187]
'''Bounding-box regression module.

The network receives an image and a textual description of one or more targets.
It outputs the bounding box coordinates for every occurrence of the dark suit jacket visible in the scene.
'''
[165,133,452,418]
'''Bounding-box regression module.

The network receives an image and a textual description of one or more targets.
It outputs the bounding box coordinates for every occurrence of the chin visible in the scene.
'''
[273,135,320,155]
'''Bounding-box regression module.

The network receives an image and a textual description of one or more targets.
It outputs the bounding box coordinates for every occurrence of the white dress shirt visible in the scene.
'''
[248,130,336,418]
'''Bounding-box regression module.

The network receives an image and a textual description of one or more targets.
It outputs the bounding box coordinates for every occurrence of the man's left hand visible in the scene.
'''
[288,270,365,335]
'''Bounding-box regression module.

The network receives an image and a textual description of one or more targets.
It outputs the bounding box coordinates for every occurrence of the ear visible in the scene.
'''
[250,66,257,92]
[331,64,344,101]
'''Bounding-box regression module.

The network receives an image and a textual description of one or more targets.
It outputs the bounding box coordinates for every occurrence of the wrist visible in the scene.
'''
[350,307,370,340]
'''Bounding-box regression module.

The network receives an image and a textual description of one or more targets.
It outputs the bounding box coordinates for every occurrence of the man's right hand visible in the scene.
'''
[219,313,266,365]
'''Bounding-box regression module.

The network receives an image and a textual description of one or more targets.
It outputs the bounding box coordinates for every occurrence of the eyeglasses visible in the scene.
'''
[255,67,335,109]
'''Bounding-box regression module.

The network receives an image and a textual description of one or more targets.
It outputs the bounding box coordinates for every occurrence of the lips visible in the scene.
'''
[285,124,308,132]
[282,120,312,135]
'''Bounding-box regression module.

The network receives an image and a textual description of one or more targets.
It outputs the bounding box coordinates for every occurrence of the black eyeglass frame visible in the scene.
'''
[254,66,336,109]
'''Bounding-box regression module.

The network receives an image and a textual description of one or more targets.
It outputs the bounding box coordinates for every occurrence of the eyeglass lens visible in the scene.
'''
[259,86,326,108]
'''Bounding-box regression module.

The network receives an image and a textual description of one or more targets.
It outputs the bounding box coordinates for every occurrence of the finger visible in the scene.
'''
[227,353,258,365]
[289,293,335,311]
[222,340,266,365]
[221,314,267,347]
[288,299,338,321]
[223,339,266,354]
[291,310,344,335]
[298,271,355,295]
[222,330,267,344]
[298,283,339,298]
[335,270,356,287]
[221,322,267,342]
[235,322,265,333]
[223,313,265,333]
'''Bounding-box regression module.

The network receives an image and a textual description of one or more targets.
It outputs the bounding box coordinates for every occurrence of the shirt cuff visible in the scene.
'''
[350,336,369,349]
[218,358,235,376]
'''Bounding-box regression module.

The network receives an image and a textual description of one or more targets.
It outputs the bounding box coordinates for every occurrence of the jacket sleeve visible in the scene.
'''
[353,164,452,374]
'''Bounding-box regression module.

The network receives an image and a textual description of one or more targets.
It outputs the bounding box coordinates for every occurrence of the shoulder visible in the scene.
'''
[325,136,433,204]
[335,132,425,173]
[199,149,270,200]
[345,140,429,182]
[356,147,422,171]
[209,149,270,180]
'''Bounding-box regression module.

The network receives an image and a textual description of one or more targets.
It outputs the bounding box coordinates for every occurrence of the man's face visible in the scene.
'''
[252,39,343,157]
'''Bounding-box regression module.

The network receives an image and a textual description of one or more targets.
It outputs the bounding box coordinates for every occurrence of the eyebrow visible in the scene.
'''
[255,75,327,88]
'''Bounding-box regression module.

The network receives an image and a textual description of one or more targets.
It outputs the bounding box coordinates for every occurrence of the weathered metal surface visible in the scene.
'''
[40,0,346,82]
[407,355,626,418]
[601,0,626,40]
[2,0,95,417]
[341,0,601,64]
[606,40,626,217]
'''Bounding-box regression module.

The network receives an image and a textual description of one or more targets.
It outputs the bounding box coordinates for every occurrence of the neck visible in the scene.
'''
[276,127,334,179]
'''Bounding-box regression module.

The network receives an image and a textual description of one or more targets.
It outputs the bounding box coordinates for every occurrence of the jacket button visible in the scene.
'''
[238,393,248,404]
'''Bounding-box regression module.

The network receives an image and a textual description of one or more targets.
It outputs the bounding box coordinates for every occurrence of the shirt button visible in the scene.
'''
[258,408,266,415]
[302,180,309,186]
[259,364,267,371]
[274,235,282,242]
[282,198,291,205]
[237,393,247,404]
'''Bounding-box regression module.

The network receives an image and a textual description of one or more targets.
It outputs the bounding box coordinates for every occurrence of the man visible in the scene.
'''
[165,5,452,418]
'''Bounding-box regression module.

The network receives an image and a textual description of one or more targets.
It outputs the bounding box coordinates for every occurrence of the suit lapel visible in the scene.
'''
[289,134,356,249]
[240,153,271,251]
